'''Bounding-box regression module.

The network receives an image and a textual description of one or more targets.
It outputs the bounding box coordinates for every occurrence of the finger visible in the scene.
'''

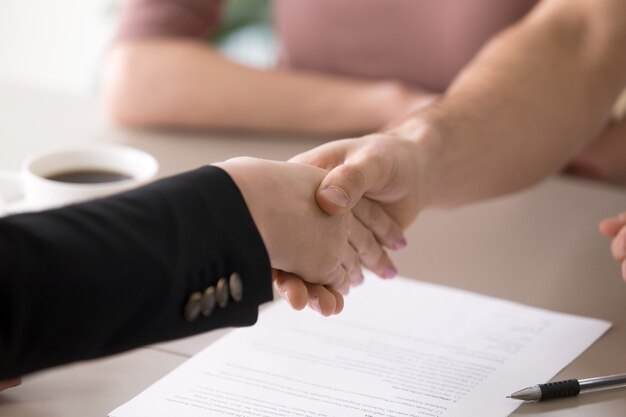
[316,164,366,215]
[348,214,397,279]
[0,378,21,391]
[304,282,342,316]
[273,270,309,311]
[289,141,348,170]
[322,243,353,294]
[327,286,345,314]
[340,238,365,290]
[273,271,345,315]
[622,260,626,283]
[610,225,626,262]
[323,264,349,295]
[316,150,390,215]
[353,198,406,249]
[343,240,364,287]
[599,212,626,237]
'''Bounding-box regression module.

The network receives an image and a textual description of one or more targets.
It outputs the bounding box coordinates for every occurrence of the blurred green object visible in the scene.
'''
[211,0,272,44]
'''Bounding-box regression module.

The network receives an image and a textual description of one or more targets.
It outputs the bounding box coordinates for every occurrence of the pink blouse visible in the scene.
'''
[117,0,539,91]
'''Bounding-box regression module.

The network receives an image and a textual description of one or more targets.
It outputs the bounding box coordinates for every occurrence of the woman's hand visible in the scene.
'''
[272,269,344,317]
[600,212,626,280]
[215,157,399,307]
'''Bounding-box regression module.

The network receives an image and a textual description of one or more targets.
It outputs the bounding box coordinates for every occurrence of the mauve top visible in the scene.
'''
[117,0,539,92]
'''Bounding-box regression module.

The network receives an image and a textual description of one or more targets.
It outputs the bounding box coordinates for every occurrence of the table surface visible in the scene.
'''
[1,82,626,417]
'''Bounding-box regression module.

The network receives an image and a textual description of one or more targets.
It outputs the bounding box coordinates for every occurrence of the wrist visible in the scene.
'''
[212,160,274,259]
[385,114,448,210]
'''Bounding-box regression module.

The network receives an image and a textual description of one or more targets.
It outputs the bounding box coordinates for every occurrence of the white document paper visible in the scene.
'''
[111,274,610,417]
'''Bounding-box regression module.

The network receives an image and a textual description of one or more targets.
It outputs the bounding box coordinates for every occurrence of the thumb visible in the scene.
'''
[316,163,369,215]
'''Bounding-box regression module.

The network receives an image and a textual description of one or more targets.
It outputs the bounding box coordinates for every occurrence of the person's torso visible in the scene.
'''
[274,0,539,91]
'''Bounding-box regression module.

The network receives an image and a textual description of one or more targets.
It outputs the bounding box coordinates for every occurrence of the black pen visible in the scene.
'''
[507,373,626,401]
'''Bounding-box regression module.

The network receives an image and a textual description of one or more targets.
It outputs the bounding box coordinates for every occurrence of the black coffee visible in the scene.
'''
[46,170,132,184]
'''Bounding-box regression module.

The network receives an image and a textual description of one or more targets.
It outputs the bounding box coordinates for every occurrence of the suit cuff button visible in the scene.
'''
[229,272,243,302]
[216,277,229,308]
[201,286,216,317]
[184,292,203,322]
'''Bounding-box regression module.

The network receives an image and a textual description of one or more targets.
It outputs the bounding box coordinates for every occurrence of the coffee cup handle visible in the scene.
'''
[0,171,28,216]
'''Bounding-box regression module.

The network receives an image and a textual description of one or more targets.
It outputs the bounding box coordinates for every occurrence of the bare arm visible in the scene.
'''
[102,38,428,135]
[292,0,626,229]
[409,0,626,207]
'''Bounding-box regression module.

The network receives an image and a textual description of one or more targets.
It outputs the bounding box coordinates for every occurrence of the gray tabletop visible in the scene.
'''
[1,82,625,417]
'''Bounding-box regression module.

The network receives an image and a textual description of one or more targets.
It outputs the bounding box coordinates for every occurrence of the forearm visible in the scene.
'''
[103,39,420,135]
[401,0,626,208]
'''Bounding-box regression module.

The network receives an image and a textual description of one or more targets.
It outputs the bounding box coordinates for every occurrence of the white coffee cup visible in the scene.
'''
[0,143,159,214]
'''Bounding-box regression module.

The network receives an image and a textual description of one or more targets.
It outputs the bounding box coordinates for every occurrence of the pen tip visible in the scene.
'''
[505,396,511,398]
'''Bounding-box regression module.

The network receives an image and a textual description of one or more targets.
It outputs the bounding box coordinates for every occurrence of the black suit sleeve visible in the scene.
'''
[0,166,273,379]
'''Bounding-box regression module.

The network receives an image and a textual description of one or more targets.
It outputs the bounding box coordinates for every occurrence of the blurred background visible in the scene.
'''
[0,0,275,96]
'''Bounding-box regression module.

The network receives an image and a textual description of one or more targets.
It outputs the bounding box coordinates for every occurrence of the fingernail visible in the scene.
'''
[320,186,349,207]
[383,266,398,279]
[392,237,407,250]
[350,271,363,284]
[309,296,321,313]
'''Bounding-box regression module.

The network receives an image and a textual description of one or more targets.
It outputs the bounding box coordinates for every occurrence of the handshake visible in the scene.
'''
[216,133,425,316]
[220,126,626,317]
[6,126,626,392]
[3,125,626,392]
[0,133,422,391]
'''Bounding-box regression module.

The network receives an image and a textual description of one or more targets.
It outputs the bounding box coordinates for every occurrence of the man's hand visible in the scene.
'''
[291,131,432,231]
[0,378,21,392]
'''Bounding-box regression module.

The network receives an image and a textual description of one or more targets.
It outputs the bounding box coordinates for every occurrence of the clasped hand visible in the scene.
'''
[215,157,408,316]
